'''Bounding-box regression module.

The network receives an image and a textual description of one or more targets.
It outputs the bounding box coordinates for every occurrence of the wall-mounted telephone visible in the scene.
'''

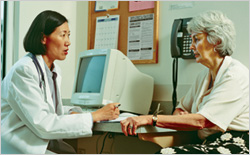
[171,18,195,59]
[170,17,195,113]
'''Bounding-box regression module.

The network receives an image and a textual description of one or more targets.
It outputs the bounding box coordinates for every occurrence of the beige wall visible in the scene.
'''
[17,1,78,98]
[16,1,249,101]
[75,1,249,101]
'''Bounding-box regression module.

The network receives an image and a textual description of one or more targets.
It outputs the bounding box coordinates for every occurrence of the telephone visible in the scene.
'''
[170,17,195,113]
[171,18,195,59]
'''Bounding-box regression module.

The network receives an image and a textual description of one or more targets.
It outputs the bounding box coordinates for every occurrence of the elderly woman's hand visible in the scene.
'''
[120,115,152,136]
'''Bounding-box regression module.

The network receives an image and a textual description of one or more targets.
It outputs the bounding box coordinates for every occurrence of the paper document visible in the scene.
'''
[127,13,154,60]
[129,1,155,12]
[94,15,120,49]
[95,1,119,12]
[102,99,113,105]
[101,112,138,123]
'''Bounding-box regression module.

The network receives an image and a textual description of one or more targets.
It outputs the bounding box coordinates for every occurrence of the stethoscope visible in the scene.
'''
[30,53,48,102]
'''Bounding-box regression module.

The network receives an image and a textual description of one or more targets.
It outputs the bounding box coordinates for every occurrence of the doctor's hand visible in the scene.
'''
[91,103,120,122]
[120,115,152,136]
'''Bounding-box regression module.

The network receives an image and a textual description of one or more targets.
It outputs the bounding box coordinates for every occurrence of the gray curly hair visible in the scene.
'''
[187,10,236,56]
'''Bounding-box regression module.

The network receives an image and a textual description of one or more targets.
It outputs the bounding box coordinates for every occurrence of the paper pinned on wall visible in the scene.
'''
[129,1,155,12]
[95,1,119,12]
[127,14,154,60]
[94,15,120,49]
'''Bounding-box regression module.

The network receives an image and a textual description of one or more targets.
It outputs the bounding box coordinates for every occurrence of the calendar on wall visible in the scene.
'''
[88,1,159,64]
[94,15,120,49]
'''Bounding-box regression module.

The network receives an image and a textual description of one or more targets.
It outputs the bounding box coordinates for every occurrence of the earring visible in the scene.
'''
[214,47,217,52]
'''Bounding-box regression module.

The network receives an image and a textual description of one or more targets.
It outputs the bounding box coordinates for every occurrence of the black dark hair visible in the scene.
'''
[23,10,68,55]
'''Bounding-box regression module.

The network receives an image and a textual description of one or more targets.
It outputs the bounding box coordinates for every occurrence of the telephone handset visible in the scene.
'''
[171,18,195,59]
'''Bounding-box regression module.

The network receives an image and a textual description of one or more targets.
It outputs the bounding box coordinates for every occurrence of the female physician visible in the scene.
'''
[120,10,249,154]
[1,10,120,154]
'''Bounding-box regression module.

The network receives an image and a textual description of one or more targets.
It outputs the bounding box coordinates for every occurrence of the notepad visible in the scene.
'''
[101,112,138,123]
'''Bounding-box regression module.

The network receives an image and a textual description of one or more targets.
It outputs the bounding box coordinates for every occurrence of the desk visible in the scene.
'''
[76,122,200,154]
[62,100,201,153]
[93,122,176,133]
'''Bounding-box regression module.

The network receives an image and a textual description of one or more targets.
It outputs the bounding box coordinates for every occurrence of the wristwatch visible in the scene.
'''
[152,115,158,126]
[152,103,162,126]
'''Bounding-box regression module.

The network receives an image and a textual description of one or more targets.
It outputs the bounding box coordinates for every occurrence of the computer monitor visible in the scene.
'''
[71,49,154,114]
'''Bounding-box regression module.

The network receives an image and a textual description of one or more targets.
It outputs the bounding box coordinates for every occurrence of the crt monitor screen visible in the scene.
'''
[71,49,154,114]
[75,56,106,93]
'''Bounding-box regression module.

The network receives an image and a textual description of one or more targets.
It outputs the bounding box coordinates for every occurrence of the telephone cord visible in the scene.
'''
[172,58,178,114]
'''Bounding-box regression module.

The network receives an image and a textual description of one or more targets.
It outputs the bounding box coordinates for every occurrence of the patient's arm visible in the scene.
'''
[156,113,215,131]
[121,113,215,136]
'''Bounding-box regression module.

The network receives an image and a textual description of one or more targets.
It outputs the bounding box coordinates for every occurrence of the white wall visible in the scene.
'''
[136,1,249,101]
[16,1,249,101]
[18,1,78,98]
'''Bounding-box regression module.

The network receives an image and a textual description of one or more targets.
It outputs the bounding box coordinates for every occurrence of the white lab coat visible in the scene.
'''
[1,53,93,154]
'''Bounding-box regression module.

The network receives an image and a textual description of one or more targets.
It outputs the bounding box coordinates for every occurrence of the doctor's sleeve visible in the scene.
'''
[8,65,93,139]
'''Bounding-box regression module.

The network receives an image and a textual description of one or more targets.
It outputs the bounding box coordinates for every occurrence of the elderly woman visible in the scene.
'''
[120,10,249,154]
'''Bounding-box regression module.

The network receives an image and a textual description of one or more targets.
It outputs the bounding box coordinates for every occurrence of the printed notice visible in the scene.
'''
[127,14,154,60]
[95,1,119,12]
[129,1,155,12]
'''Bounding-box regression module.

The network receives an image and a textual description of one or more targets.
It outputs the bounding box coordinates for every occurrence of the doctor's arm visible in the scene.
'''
[91,103,120,122]
[67,103,120,122]
[8,65,94,139]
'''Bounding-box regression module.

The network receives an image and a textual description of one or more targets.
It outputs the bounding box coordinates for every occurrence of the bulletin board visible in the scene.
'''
[88,1,159,64]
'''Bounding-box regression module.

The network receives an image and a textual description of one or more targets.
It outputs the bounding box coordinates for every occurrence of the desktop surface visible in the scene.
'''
[93,122,176,133]
[62,100,198,153]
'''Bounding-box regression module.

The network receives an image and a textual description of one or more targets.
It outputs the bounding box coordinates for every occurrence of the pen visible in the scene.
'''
[115,104,121,108]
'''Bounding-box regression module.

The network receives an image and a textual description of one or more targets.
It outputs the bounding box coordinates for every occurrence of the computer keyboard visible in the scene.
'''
[81,107,99,113]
